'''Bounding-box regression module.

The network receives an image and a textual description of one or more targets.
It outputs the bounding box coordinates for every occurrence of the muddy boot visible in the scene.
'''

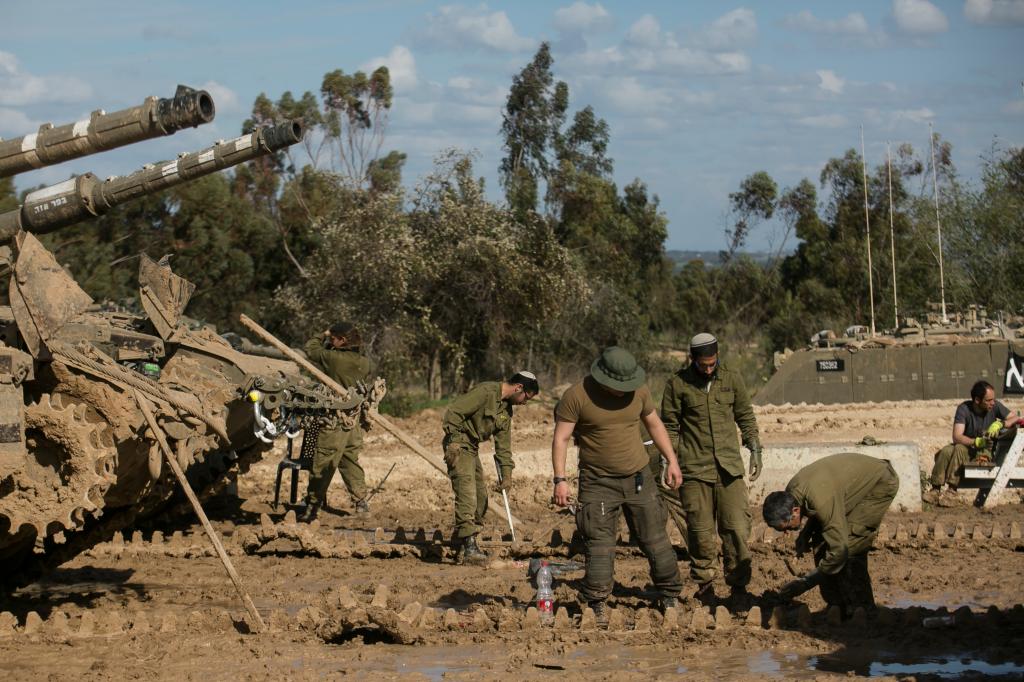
[589,600,610,629]
[658,596,679,613]
[298,502,320,523]
[457,535,489,566]
[354,498,370,514]
[693,581,716,607]
[728,587,754,616]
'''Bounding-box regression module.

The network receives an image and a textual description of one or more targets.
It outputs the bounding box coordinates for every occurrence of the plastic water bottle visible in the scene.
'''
[536,560,554,624]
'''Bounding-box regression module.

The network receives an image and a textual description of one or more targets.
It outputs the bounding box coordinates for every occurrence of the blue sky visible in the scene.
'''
[2,1,1022,250]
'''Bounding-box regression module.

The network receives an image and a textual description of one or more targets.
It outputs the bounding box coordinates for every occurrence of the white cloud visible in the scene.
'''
[785,10,870,34]
[595,76,672,114]
[362,45,418,91]
[416,5,534,52]
[0,50,91,107]
[198,81,238,113]
[893,107,935,123]
[0,107,35,136]
[1004,99,1024,115]
[816,69,845,95]
[447,76,474,90]
[965,0,1024,24]
[626,15,662,46]
[797,114,848,128]
[892,0,949,34]
[699,8,758,49]
[553,2,612,33]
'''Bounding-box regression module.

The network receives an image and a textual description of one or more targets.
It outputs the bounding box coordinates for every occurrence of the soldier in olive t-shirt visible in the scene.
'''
[552,347,684,623]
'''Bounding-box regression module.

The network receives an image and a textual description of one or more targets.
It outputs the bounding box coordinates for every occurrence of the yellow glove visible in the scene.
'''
[973,436,989,449]
[986,420,1003,438]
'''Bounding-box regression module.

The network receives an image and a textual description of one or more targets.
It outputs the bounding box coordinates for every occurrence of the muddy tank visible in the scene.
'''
[0,88,376,587]
[754,305,1024,405]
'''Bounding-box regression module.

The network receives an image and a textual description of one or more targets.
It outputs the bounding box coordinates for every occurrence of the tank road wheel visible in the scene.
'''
[0,393,117,545]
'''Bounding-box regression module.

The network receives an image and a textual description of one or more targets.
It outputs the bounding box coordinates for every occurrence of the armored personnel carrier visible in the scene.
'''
[755,304,1023,405]
[0,87,371,587]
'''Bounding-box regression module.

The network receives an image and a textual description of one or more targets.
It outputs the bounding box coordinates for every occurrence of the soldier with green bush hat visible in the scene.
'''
[442,371,539,565]
[300,321,372,522]
[661,332,762,608]
[552,346,684,626]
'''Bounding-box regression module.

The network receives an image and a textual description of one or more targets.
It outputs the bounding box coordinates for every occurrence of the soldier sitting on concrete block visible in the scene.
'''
[763,452,899,618]
[924,380,1019,507]
[442,371,538,565]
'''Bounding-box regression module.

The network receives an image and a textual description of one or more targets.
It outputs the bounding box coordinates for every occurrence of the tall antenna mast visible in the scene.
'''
[860,125,876,337]
[929,121,949,323]
[887,142,899,329]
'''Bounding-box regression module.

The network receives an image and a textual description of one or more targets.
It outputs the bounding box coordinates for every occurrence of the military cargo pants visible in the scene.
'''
[815,462,898,613]
[306,425,366,507]
[575,467,682,603]
[681,466,751,588]
[929,444,972,488]
[444,438,488,541]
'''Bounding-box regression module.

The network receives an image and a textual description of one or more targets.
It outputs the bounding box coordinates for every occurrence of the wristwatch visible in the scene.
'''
[553,476,567,485]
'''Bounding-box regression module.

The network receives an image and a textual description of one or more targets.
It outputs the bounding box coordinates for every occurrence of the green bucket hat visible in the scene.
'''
[590,346,646,392]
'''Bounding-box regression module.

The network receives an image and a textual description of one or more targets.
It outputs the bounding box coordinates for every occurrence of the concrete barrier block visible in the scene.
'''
[418,607,439,630]
[131,530,144,546]
[442,608,460,630]
[553,607,571,630]
[497,608,518,632]
[713,605,731,630]
[895,525,909,542]
[747,443,922,511]
[77,611,96,637]
[745,606,762,628]
[933,522,946,542]
[370,584,390,609]
[0,611,16,637]
[522,606,539,630]
[46,610,70,636]
[953,523,966,540]
[914,523,929,539]
[633,608,650,632]
[112,531,124,548]
[972,525,986,541]
[607,607,625,632]
[399,602,423,625]
[393,527,407,543]
[579,607,596,631]
[877,523,891,542]
[1010,522,1021,539]
[768,607,785,630]
[23,611,42,635]
[283,510,297,525]
[991,523,1004,539]
[373,527,386,543]
[688,607,707,630]
[662,606,679,631]
[795,604,811,628]
[472,609,493,631]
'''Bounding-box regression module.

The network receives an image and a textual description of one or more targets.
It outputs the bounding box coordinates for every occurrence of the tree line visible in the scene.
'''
[5,43,1022,409]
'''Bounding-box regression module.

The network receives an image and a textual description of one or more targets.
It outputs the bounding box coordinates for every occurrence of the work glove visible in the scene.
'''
[973,436,991,449]
[778,569,823,602]
[495,467,512,492]
[747,442,763,482]
[986,420,1003,438]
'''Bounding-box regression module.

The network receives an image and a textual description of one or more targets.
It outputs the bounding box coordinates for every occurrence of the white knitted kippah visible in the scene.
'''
[515,370,537,380]
[690,333,717,349]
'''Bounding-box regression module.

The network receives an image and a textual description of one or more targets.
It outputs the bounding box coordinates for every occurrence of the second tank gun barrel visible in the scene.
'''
[0,85,216,179]
[0,121,303,244]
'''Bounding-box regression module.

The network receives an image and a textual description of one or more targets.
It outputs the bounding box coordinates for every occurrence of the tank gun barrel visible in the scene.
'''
[0,121,303,244]
[0,86,215,179]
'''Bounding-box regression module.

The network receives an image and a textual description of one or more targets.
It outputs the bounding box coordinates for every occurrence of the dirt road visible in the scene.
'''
[2,399,1022,680]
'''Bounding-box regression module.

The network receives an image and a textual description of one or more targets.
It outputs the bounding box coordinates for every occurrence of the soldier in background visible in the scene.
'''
[924,380,1019,506]
[763,452,899,617]
[661,333,762,609]
[442,372,539,565]
[299,322,371,522]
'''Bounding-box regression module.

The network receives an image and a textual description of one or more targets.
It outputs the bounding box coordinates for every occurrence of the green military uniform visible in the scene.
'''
[661,362,759,588]
[639,423,687,547]
[556,377,682,604]
[442,382,514,541]
[304,336,371,508]
[786,452,899,612]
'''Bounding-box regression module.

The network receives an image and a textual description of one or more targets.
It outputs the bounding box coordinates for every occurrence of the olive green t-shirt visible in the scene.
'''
[555,376,654,477]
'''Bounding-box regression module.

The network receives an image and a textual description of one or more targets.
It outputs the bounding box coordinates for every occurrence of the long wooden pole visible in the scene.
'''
[887,142,899,329]
[237,314,519,526]
[929,122,949,323]
[133,389,266,633]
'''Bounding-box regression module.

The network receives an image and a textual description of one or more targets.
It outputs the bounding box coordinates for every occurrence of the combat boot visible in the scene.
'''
[727,587,753,616]
[658,596,679,613]
[693,581,716,607]
[298,502,320,523]
[588,600,610,629]
[458,535,489,566]
[354,498,370,514]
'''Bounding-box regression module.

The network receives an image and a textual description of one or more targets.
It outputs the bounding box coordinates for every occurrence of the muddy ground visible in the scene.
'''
[2,398,1023,680]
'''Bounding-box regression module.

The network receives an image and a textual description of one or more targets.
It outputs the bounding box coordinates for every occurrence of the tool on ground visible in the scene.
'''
[132,389,266,633]
[238,314,520,527]
[527,557,584,579]
[493,455,517,542]
[364,462,397,504]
